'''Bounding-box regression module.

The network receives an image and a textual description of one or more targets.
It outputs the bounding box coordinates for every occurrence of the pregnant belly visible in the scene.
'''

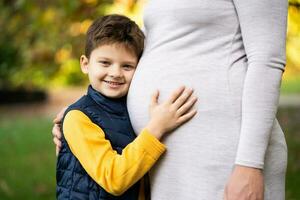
[128,59,241,130]
[127,59,247,195]
[127,58,243,147]
[127,62,242,196]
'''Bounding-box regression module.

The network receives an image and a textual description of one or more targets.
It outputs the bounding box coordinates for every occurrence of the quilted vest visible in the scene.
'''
[56,86,146,200]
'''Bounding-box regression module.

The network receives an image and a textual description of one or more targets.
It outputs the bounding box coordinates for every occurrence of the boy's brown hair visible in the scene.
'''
[85,14,145,59]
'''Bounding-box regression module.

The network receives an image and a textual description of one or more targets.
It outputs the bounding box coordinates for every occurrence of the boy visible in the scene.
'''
[56,14,197,200]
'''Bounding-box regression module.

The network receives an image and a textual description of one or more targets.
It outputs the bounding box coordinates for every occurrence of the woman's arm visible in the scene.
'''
[233,0,287,169]
[224,0,288,199]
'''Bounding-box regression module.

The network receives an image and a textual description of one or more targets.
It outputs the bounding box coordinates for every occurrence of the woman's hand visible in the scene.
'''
[52,107,67,156]
[224,165,264,200]
[145,86,197,140]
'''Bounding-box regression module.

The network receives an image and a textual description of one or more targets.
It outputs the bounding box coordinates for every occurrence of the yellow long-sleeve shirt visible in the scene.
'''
[63,110,166,199]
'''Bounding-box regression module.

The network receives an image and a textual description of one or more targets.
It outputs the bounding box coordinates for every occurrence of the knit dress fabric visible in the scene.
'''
[127,0,288,199]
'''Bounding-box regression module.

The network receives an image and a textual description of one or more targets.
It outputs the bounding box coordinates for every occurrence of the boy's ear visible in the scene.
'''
[80,55,89,74]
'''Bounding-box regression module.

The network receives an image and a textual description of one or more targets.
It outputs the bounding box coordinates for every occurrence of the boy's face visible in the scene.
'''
[80,43,138,98]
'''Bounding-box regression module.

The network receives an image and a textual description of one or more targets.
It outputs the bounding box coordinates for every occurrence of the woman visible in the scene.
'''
[53,0,288,199]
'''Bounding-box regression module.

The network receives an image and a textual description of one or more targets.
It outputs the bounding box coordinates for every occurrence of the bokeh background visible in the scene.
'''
[0,0,299,199]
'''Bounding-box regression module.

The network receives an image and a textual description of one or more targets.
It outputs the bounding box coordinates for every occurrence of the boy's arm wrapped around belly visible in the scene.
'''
[63,109,166,196]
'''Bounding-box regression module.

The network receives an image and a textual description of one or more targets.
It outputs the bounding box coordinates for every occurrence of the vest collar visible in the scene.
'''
[87,85,127,115]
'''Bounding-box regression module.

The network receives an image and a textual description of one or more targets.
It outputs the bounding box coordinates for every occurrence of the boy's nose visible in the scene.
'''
[108,65,122,77]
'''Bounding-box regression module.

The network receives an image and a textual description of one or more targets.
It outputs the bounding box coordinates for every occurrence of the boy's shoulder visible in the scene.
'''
[63,95,100,121]
[68,95,93,110]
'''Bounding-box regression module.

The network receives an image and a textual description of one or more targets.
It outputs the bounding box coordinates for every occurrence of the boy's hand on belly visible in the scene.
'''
[145,86,198,140]
[224,165,264,200]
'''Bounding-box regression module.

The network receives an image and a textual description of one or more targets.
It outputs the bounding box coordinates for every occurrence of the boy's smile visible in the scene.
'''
[80,43,138,98]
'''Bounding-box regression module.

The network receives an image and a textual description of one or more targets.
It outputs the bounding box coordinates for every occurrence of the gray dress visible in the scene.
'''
[127,0,288,199]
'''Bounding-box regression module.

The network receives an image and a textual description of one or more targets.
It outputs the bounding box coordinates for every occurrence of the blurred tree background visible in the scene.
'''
[287,0,300,76]
[0,0,299,200]
[0,0,146,91]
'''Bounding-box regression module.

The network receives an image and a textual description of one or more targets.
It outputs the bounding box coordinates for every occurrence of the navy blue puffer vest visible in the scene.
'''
[56,86,146,200]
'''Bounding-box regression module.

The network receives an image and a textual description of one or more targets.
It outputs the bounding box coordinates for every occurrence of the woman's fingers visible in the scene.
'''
[56,146,60,156]
[53,136,62,148]
[52,124,62,139]
[167,86,186,104]
[176,96,197,116]
[52,107,67,156]
[53,106,67,124]
[53,132,62,156]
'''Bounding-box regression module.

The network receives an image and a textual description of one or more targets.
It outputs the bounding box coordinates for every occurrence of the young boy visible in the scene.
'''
[56,14,197,200]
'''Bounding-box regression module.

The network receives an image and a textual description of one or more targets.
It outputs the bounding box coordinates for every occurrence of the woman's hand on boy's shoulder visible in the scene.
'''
[52,106,67,156]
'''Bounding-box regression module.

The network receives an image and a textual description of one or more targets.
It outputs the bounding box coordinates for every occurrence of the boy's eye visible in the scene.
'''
[123,65,135,70]
[99,61,110,66]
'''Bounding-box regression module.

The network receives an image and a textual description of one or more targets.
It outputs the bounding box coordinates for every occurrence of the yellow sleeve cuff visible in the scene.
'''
[135,129,166,161]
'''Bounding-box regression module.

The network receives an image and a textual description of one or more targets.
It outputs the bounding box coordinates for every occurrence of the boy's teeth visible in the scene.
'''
[106,81,121,85]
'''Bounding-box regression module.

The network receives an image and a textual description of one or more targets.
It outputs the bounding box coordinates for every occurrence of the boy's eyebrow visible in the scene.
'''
[97,57,137,65]
[123,61,137,65]
[97,57,111,60]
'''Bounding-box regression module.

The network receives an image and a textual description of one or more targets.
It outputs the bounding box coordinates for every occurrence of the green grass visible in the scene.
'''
[0,108,299,200]
[277,107,300,200]
[281,77,300,94]
[0,117,56,200]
